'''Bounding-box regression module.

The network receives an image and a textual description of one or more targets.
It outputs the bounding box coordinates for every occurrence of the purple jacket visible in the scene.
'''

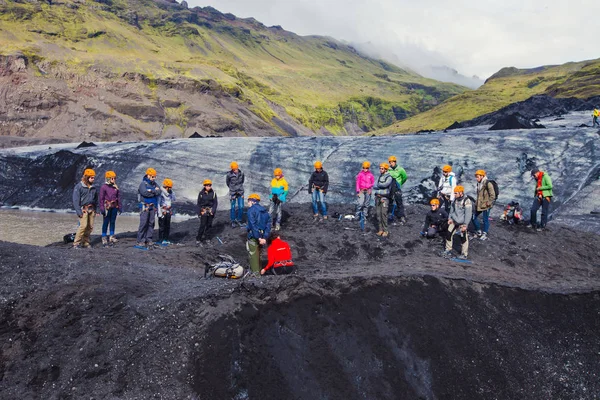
[355,170,375,193]
[99,183,122,213]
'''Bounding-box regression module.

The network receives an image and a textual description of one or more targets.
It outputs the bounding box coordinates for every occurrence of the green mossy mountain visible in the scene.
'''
[0,0,467,142]
[378,58,600,134]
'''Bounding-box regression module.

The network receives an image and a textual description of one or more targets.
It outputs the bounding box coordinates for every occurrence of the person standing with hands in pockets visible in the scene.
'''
[136,168,161,250]
[196,179,218,245]
[226,161,245,228]
[99,170,121,247]
[72,168,98,249]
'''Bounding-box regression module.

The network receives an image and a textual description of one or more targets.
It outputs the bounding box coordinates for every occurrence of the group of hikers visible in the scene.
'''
[71,156,553,271]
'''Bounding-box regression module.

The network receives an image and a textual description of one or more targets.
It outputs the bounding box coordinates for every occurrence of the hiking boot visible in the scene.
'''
[381,231,389,237]
[231,221,237,228]
[72,244,81,250]
[479,232,488,241]
[102,237,108,247]
[313,214,319,220]
[323,216,328,220]
[134,242,148,250]
[457,254,468,260]
[476,230,483,237]
[109,235,118,243]
[376,231,384,236]
[275,224,281,231]
[237,220,246,228]
[81,243,91,248]
[440,250,452,258]
[399,216,407,225]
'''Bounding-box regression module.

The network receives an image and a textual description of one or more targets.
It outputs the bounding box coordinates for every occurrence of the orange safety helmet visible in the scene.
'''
[203,179,212,186]
[442,165,452,173]
[314,161,323,169]
[105,171,116,179]
[230,161,239,170]
[248,193,261,201]
[388,155,397,162]
[274,168,283,176]
[454,185,465,193]
[163,178,173,188]
[362,161,371,169]
[430,198,440,206]
[379,163,390,170]
[146,168,157,177]
[475,169,486,176]
[83,168,96,177]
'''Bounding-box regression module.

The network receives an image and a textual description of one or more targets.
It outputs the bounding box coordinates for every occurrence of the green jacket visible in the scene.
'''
[535,173,553,198]
[389,165,407,188]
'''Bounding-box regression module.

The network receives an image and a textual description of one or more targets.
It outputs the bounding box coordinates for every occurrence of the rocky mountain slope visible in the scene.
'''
[0,0,466,144]
[380,58,600,134]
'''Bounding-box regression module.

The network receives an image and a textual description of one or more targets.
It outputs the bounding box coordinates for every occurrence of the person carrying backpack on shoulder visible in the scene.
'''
[226,161,245,228]
[437,165,456,212]
[472,169,496,241]
[387,155,408,224]
[373,163,393,237]
[99,170,121,247]
[136,168,161,249]
[529,167,553,231]
[309,160,329,220]
[355,161,375,220]
[158,178,176,245]
[72,168,98,249]
[441,185,473,260]
[196,179,218,244]
[420,198,448,238]
[247,193,272,274]
[260,232,295,276]
[270,168,289,231]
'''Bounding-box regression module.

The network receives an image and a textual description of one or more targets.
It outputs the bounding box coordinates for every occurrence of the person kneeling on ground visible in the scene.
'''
[441,185,473,260]
[420,198,448,238]
[246,193,271,274]
[261,232,295,275]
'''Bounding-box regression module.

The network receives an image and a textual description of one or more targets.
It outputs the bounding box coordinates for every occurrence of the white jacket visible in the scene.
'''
[438,172,456,201]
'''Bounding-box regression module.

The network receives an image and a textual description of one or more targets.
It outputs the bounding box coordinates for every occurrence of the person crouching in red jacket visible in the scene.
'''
[260,233,295,275]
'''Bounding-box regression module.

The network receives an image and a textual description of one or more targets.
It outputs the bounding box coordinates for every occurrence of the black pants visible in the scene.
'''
[390,186,405,219]
[158,214,171,241]
[264,265,296,275]
[196,214,214,241]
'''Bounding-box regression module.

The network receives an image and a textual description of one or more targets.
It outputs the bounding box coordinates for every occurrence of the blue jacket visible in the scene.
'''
[138,176,161,209]
[247,203,271,240]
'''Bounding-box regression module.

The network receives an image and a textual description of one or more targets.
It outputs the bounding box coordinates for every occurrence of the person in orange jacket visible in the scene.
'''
[260,232,295,275]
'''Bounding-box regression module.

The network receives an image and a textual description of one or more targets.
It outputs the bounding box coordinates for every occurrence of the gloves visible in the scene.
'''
[419,231,426,237]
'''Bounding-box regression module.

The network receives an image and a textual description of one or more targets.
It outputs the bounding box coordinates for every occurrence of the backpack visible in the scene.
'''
[486,179,499,201]
[205,255,247,279]
[256,207,271,232]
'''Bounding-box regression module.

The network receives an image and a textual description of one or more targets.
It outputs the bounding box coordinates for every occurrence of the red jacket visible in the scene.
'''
[264,238,293,272]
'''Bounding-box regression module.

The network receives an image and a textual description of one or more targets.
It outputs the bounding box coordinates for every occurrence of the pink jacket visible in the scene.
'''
[355,170,375,193]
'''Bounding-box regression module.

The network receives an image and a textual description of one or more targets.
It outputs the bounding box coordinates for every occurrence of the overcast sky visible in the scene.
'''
[189,0,600,80]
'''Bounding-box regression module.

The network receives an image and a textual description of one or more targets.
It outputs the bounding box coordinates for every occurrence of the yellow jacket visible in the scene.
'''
[593,109,599,117]
[270,177,289,202]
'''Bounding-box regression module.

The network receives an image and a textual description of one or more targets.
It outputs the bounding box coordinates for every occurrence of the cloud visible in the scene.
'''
[188,0,600,80]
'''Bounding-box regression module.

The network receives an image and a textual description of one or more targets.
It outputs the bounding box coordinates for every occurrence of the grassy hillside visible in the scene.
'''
[378,59,600,134]
[0,0,467,136]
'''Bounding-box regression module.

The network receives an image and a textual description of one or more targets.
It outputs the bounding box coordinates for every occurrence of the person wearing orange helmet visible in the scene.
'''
[387,155,408,225]
[158,178,176,245]
[99,170,122,247]
[270,168,289,231]
[472,169,496,241]
[373,163,394,237]
[420,198,448,238]
[437,165,456,212]
[72,168,98,249]
[308,161,329,220]
[246,193,271,273]
[226,161,245,228]
[355,161,375,221]
[529,167,553,231]
[136,167,161,250]
[196,179,218,244]
[441,185,473,260]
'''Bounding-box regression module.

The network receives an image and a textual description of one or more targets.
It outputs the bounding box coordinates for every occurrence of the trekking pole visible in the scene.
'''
[216,236,223,245]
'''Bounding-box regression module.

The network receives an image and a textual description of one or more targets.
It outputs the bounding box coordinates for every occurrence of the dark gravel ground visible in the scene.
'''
[1,204,599,399]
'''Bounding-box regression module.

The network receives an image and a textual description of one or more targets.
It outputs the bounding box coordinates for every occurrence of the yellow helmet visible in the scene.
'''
[314,161,323,169]
[379,163,390,170]
[388,155,397,162]
[230,161,239,170]
[84,168,96,177]
[362,161,371,169]
[203,179,212,186]
[274,168,283,176]
[145,168,157,177]
[248,193,261,201]
[163,178,173,188]
[105,171,116,179]
[475,169,486,176]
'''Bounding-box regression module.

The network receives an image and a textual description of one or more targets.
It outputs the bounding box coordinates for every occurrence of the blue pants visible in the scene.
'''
[472,209,490,233]
[311,190,327,216]
[102,208,118,236]
[531,197,551,228]
[230,195,244,222]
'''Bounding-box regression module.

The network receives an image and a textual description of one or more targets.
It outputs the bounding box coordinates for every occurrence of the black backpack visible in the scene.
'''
[256,207,271,232]
[486,179,499,200]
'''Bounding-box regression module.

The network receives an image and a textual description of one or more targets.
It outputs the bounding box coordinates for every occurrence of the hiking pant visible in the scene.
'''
[440,194,452,213]
[246,238,261,273]
[196,213,214,241]
[137,207,156,244]
[101,208,118,237]
[74,211,95,246]
[269,201,282,226]
[472,208,491,234]
[311,190,327,216]
[264,265,296,275]
[594,116,599,127]
[530,197,551,228]
[426,226,439,238]
[375,196,389,233]
[390,185,405,219]
[230,195,244,222]
[355,191,371,218]
[445,221,468,257]
[158,213,171,242]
